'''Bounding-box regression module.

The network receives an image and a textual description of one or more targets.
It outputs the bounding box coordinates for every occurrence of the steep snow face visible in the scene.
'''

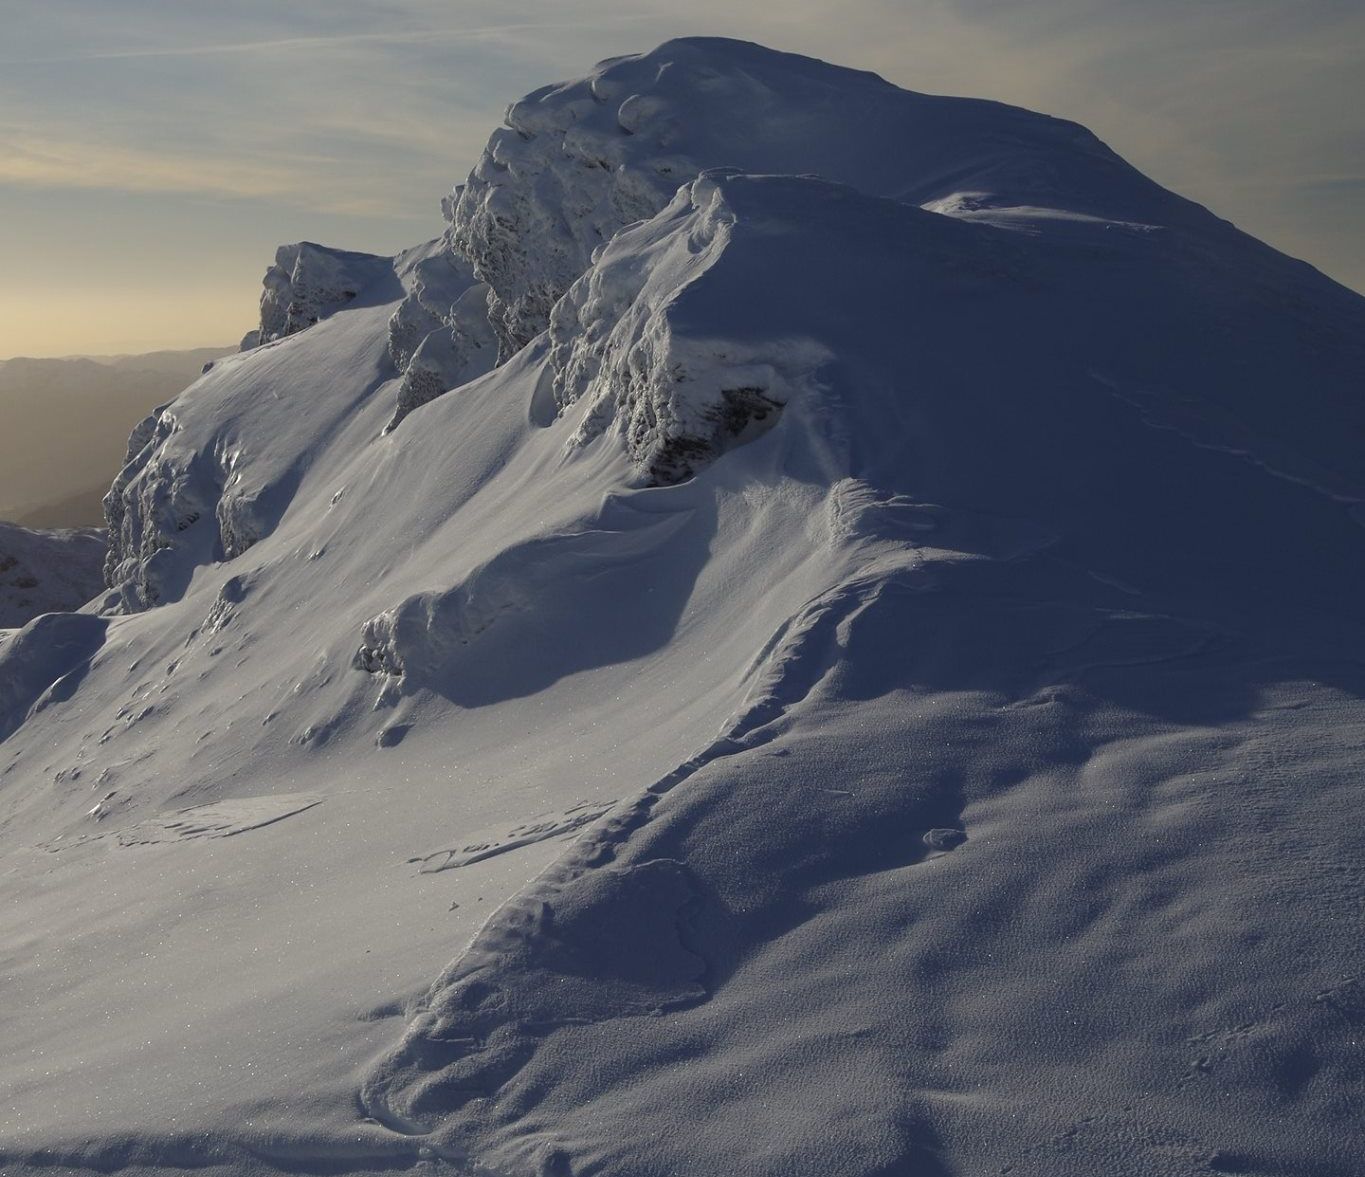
[104,284,402,612]
[0,522,104,629]
[450,36,1211,356]
[6,37,1365,1177]
[240,242,394,350]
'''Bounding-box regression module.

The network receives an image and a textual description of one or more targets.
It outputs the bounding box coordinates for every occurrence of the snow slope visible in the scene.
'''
[2,37,1365,1177]
[0,521,104,630]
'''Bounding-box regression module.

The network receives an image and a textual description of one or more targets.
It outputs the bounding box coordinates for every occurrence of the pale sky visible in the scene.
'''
[1,0,1361,358]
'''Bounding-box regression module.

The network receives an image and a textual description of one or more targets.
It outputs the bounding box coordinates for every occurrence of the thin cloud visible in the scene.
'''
[0,16,653,65]
[0,127,438,217]
[0,134,298,199]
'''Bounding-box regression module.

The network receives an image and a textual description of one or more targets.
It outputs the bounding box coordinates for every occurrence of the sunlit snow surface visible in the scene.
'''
[2,38,1364,1177]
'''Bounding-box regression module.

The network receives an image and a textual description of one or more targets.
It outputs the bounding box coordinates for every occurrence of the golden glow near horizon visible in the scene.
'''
[0,290,249,360]
[2,2,1362,360]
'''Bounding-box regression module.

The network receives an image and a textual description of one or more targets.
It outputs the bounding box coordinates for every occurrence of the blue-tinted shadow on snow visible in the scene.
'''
[354,489,716,710]
[0,612,108,744]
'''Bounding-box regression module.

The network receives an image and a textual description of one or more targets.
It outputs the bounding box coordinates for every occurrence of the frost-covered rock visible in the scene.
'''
[105,280,401,613]
[384,232,496,432]
[240,242,393,349]
[0,521,105,629]
[450,36,1206,357]
[549,171,830,483]
[233,232,497,433]
[101,403,223,611]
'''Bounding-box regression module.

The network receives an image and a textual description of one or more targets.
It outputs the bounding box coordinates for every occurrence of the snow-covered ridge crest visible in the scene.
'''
[449,35,1208,359]
[235,233,496,433]
[240,242,391,350]
[549,170,829,484]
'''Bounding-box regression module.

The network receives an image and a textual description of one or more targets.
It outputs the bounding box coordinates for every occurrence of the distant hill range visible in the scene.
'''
[0,347,234,528]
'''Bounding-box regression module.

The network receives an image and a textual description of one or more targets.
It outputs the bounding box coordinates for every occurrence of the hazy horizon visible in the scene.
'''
[0,342,238,363]
[0,346,235,527]
[3,2,1362,359]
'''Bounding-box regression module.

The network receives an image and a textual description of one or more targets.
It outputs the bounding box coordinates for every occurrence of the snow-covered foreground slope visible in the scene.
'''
[0,522,104,630]
[3,38,1365,1177]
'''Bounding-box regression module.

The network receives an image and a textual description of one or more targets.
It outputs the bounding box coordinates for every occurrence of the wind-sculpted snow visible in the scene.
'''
[361,854,707,1140]
[549,172,830,483]
[385,232,497,432]
[5,36,1365,1177]
[240,242,392,350]
[0,521,105,629]
[449,36,1211,357]
[0,611,107,743]
[354,495,699,705]
[346,169,1365,1173]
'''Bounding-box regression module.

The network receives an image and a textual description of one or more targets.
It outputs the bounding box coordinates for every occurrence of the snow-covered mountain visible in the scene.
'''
[3,37,1364,1177]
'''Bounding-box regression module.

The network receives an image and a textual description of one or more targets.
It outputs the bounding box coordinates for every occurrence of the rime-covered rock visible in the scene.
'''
[549,172,828,483]
[104,277,401,612]
[449,36,1206,358]
[240,242,393,349]
[384,233,496,432]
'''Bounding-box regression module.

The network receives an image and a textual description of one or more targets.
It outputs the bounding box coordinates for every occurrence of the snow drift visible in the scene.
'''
[2,36,1364,1177]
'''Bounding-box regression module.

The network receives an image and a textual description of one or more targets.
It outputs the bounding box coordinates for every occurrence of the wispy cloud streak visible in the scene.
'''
[0,16,651,65]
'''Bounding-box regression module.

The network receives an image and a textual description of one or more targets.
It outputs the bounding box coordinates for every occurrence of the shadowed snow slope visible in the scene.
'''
[2,37,1365,1177]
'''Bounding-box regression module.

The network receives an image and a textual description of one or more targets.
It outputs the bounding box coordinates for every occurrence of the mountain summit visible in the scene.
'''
[2,38,1363,1177]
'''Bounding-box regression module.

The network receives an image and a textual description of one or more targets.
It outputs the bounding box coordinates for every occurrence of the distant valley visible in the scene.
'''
[0,346,234,528]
